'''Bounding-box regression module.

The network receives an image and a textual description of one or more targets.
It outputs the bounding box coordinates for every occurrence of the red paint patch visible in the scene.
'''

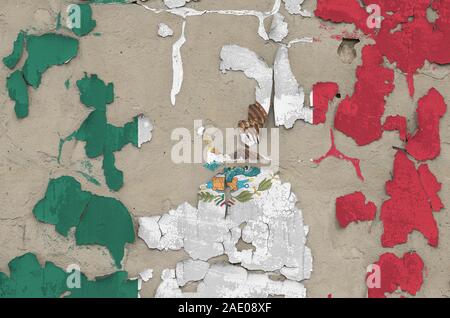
[367,252,424,298]
[336,191,377,228]
[313,129,364,181]
[312,82,339,125]
[418,165,444,212]
[316,0,450,97]
[406,88,447,161]
[380,151,443,248]
[383,115,408,142]
[333,45,395,146]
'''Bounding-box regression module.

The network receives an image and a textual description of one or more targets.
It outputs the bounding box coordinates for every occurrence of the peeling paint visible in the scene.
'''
[336,192,377,228]
[139,168,312,284]
[315,0,450,97]
[0,253,138,298]
[380,151,443,248]
[269,13,289,42]
[310,82,339,125]
[312,130,364,181]
[3,31,26,70]
[283,0,311,17]
[273,45,311,128]
[333,45,395,146]
[164,0,193,9]
[70,4,97,37]
[139,268,154,282]
[58,74,152,191]
[367,252,424,298]
[156,264,306,298]
[171,21,186,106]
[383,115,408,142]
[406,88,447,161]
[6,70,29,119]
[220,45,273,113]
[4,33,79,118]
[23,34,79,89]
[176,259,210,287]
[158,23,174,37]
[33,176,135,268]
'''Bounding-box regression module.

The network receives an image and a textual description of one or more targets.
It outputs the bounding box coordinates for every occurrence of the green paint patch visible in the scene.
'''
[70,4,97,37]
[6,70,29,119]
[77,170,101,186]
[65,78,71,89]
[3,31,26,70]
[0,253,68,298]
[23,33,79,89]
[67,271,138,298]
[0,253,138,298]
[33,176,135,267]
[59,74,140,191]
[56,13,62,30]
[3,32,79,118]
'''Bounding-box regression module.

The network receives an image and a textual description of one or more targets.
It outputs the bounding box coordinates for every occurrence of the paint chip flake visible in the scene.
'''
[336,192,377,228]
[139,167,312,285]
[158,23,174,37]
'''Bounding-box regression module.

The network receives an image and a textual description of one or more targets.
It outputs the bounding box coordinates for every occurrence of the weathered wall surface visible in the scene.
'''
[0,0,449,297]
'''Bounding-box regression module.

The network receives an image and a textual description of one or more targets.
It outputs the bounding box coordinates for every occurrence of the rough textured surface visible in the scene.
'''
[0,0,449,298]
[0,253,138,298]
[367,252,424,298]
[156,264,307,298]
[33,176,136,268]
[139,168,312,283]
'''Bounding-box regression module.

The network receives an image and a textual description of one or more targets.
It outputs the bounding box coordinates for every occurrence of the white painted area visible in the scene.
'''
[269,13,288,42]
[141,0,282,41]
[283,0,311,17]
[170,20,186,106]
[273,46,313,128]
[157,23,174,37]
[139,268,154,282]
[219,45,273,113]
[164,0,192,9]
[137,114,153,148]
[176,259,210,287]
[156,263,307,298]
[138,168,313,284]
